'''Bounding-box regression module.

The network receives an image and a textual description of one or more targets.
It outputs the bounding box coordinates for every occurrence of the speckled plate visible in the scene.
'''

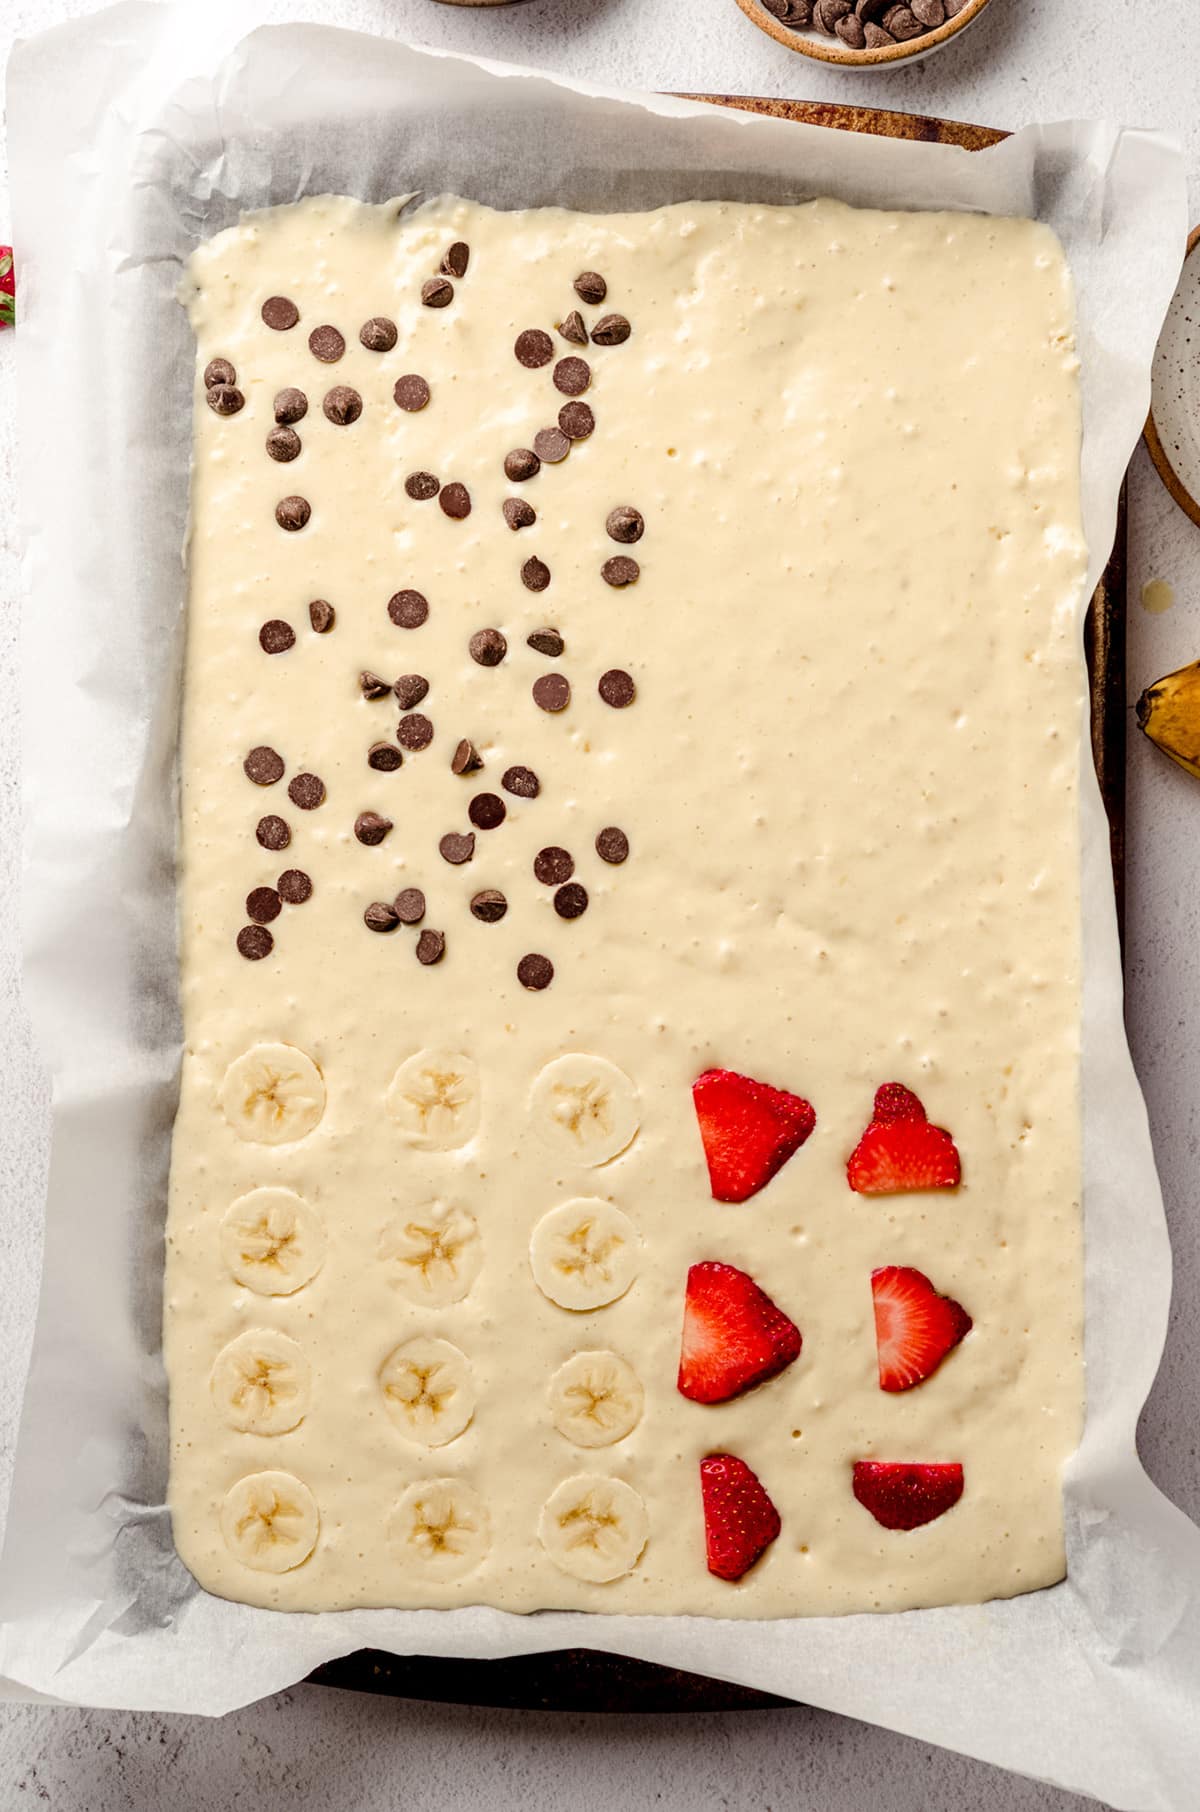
[1145,225,1200,531]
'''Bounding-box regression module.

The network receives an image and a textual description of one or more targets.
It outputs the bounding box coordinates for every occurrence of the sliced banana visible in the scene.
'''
[378,1200,482,1307]
[219,1043,326,1145]
[210,1328,311,1435]
[220,1470,319,1573]
[220,1187,326,1295]
[548,1351,644,1448]
[388,1478,490,1581]
[529,1055,640,1168]
[387,1049,481,1151]
[539,1474,649,1583]
[530,1199,640,1311]
[379,1335,475,1447]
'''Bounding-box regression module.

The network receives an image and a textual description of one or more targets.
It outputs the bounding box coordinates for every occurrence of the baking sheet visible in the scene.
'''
[1,5,1195,1805]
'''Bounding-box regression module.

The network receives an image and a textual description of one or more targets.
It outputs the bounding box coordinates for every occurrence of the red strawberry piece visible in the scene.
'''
[678,1261,802,1404]
[852,1461,964,1531]
[692,1068,816,1203]
[0,248,13,330]
[846,1082,960,1195]
[871,1264,971,1392]
[700,1453,782,1581]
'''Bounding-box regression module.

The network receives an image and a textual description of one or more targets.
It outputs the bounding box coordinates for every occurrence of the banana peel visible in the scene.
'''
[1138,660,1200,781]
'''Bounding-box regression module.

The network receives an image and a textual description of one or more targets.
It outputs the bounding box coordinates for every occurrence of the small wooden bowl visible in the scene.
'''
[1145,224,1200,531]
[735,0,994,69]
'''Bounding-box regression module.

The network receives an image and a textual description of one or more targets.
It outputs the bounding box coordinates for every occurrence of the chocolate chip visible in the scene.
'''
[470,889,508,923]
[558,401,594,440]
[503,498,536,531]
[275,496,311,532]
[596,825,629,864]
[394,887,426,924]
[266,426,302,462]
[416,929,446,965]
[515,329,554,368]
[308,598,335,633]
[591,314,631,347]
[502,765,539,798]
[881,1,923,36]
[553,357,590,397]
[309,325,345,363]
[533,426,570,465]
[237,924,274,960]
[355,810,393,846]
[360,670,393,700]
[262,296,299,331]
[517,953,553,991]
[601,556,639,587]
[574,271,607,305]
[394,673,430,710]
[277,868,313,904]
[244,746,285,786]
[368,741,403,772]
[388,589,429,629]
[599,668,636,708]
[256,814,291,851]
[558,311,589,347]
[439,482,471,520]
[521,556,551,593]
[606,505,644,544]
[204,358,236,388]
[469,628,507,667]
[534,846,574,885]
[439,832,475,866]
[441,241,470,278]
[365,900,400,933]
[452,738,483,775]
[469,792,506,830]
[287,772,326,810]
[406,472,440,501]
[910,0,945,22]
[246,886,282,924]
[259,620,296,655]
[206,385,244,417]
[835,12,867,43]
[505,447,540,482]
[532,673,570,713]
[397,713,434,751]
[422,277,454,309]
[394,374,431,412]
[323,385,362,425]
[275,388,308,424]
[360,316,398,352]
[527,629,564,658]
[863,19,897,41]
[554,882,589,920]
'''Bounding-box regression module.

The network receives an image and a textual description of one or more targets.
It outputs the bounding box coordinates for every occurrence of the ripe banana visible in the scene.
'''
[210,1328,311,1435]
[388,1478,490,1580]
[1138,660,1200,780]
[529,1199,641,1311]
[529,1054,640,1168]
[548,1350,644,1447]
[379,1336,475,1446]
[220,1187,326,1295]
[378,1200,482,1306]
[220,1043,326,1145]
[387,1049,481,1150]
[539,1474,649,1582]
[220,1470,319,1573]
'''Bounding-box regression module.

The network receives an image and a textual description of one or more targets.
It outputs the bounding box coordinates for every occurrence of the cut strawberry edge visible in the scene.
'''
[678,1260,802,1404]
[870,1264,972,1392]
[852,1460,965,1531]
[871,1082,926,1124]
[700,1453,782,1581]
[846,1084,961,1195]
[693,1067,817,1204]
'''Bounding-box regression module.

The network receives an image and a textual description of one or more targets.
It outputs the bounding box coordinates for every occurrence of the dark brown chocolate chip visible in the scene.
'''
[365,900,400,933]
[596,825,629,864]
[287,772,326,810]
[574,270,607,305]
[275,388,308,424]
[553,357,590,397]
[441,241,470,278]
[355,810,393,846]
[439,832,475,866]
[416,929,446,966]
[265,426,301,462]
[394,887,426,925]
[388,589,429,629]
[259,620,296,655]
[527,629,564,658]
[360,670,393,701]
[394,374,431,412]
[469,628,507,667]
[591,314,631,347]
[558,401,594,441]
[468,792,506,831]
[360,316,398,352]
[204,358,236,388]
[521,556,551,593]
[601,556,639,587]
[275,496,311,532]
[515,329,554,369]
[558,311,588,346]
[534,846,574,885]
[517,953,553,991]
[452,738,483,776]
[262,296,299,331]
[405,472,440,501]
[422,277,454,309]
[501,765,539,798]
[599,668,636,708]
[396,713,434,751]
[237,924,274,960]
[246,886,282,924]
[533,426,570,465]
[323,385,362,425]
[206,385,245,417]
[256,814,291,851]
[244,746,285,786]
[470,889,508,923]
[394,673,429,710]
[308,598,335,633]
[505,447,540,482]
[554,882,589,920]
[606,505,644,544]
[503,497,536,531]
[368,741,403,772]
[439,482,471,520]
[277,868,313,904]
[309,325,345,363]
[532,673,570,714]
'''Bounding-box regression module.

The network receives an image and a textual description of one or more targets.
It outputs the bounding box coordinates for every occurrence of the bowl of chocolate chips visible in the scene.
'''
[737,0,991,66]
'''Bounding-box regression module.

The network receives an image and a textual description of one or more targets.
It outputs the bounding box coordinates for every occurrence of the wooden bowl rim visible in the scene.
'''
[734,0,994,68]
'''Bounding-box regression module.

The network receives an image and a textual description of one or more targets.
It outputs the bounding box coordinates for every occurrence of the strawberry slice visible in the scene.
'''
[846,1082,961,1195]
[0,248,13,330]
[699,1453,782,1580]
[692,1068,816,1203]
[678,1261,802,1404]
[852,1461,964,1531]
[871,1264,971,1392]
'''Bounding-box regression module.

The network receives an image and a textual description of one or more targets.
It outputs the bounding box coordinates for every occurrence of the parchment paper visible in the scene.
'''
[2,4,1196,1805]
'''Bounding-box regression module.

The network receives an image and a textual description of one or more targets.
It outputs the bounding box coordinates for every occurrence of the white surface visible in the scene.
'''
[0,0,1197,1807]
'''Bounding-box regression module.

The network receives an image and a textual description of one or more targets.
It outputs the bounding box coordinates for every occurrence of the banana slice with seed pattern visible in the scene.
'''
[378,1200,481,1307]
[210,1328,311,1435]
[220,1043,326,1145]
[539,1475,649,1583]
[220,1187,326,1295]
[387,1049,480,1151]
[379,1336,475,1446]
[389,1478,490,1580]
[530,1199,640,1311]
[529,1055,640,1168]
[548,1350,644,1447]
[220,1470,319,1573]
